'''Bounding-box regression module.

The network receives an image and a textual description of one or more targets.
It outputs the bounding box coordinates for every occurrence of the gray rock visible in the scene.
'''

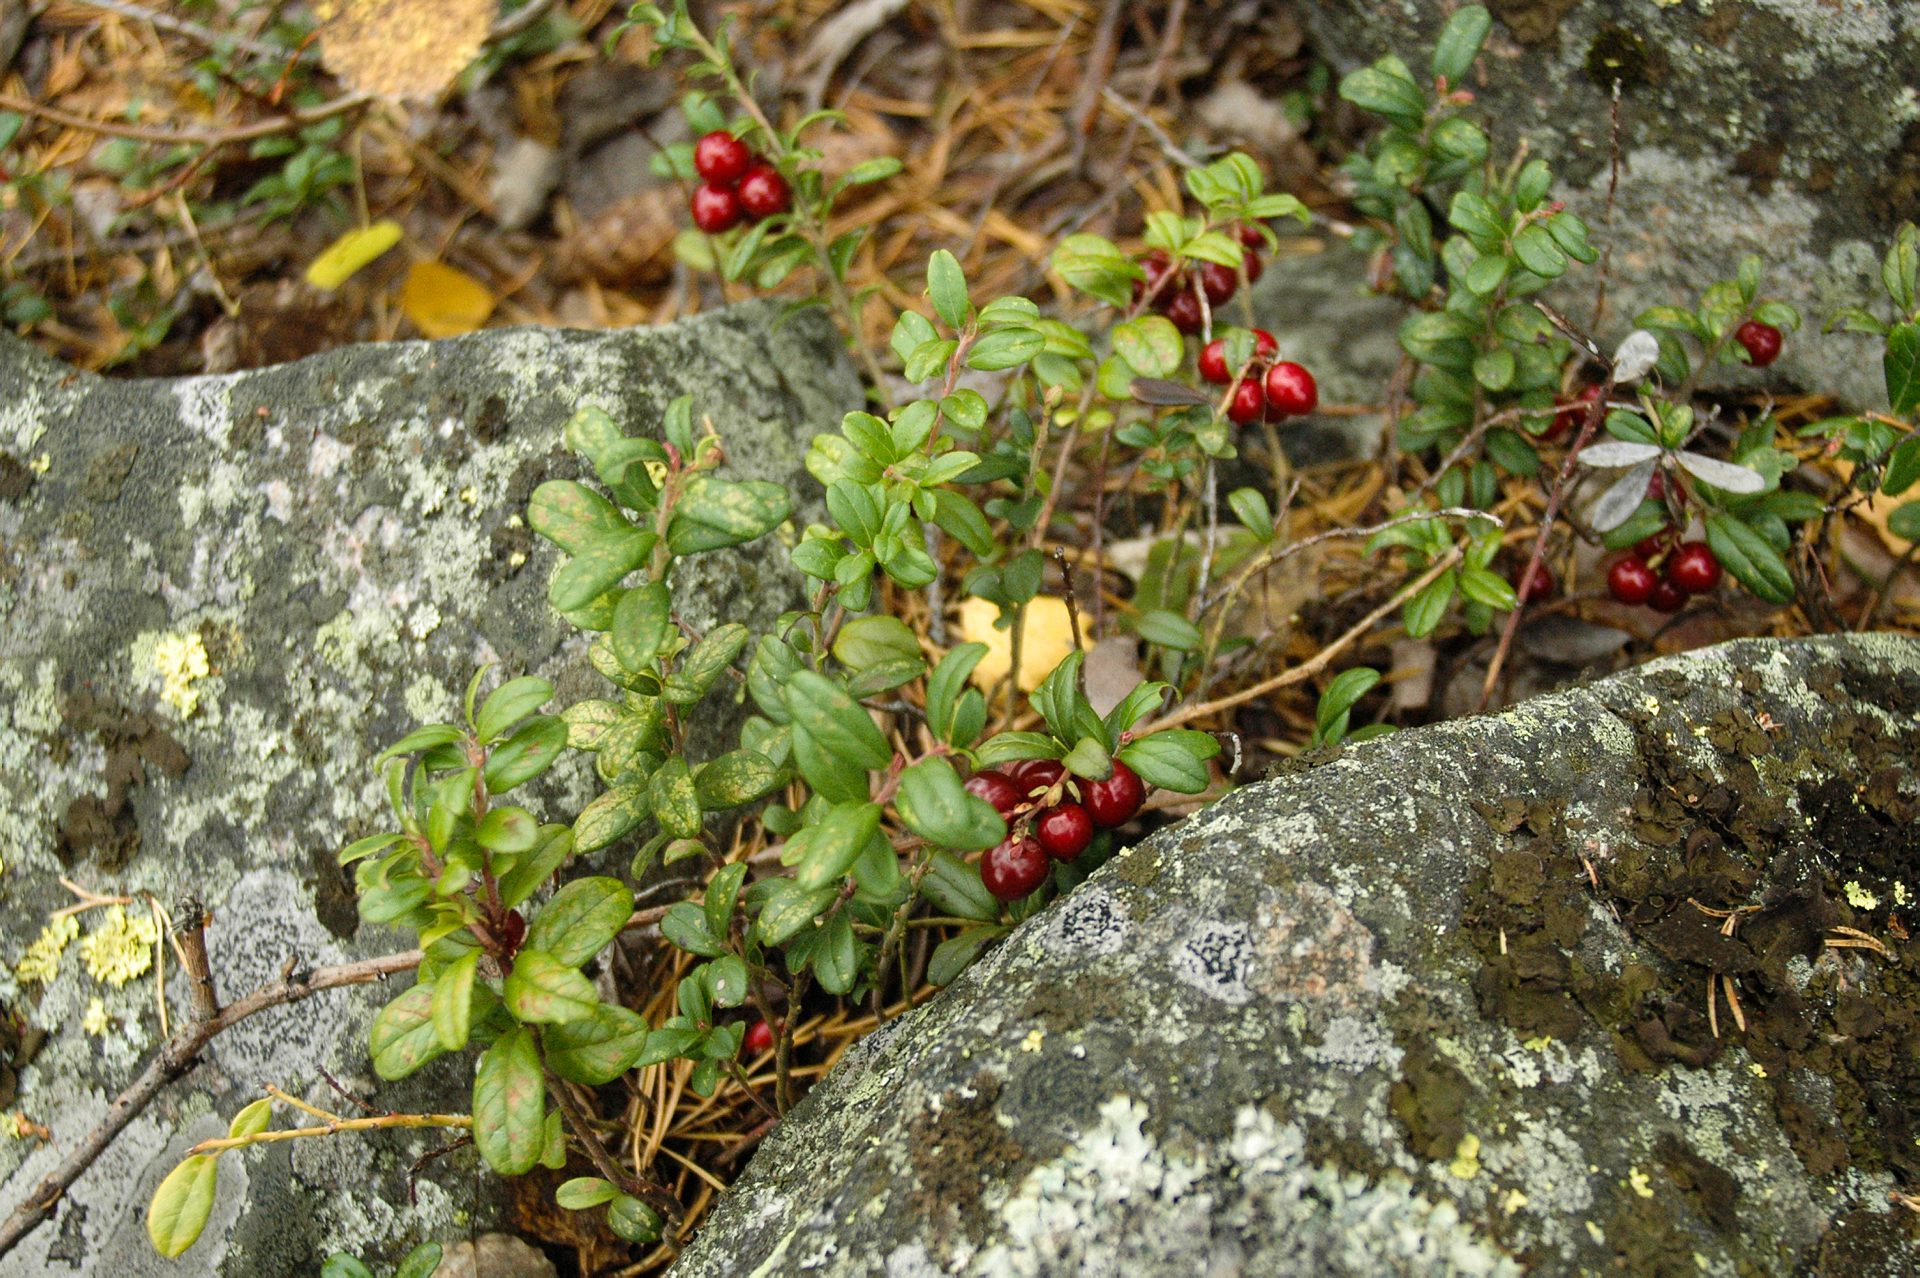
[1248,247,1403,463]
[1301,1,1920,410]
[673,633,1920,1276]
[0,303,860,1274]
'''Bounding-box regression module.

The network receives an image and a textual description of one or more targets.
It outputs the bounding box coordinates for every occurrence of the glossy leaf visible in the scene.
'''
[504,949,599,1024]
[146,1155,218,1258]
[526,876,634,967]
[370,981,445,1080]
[473,1026,545,1176]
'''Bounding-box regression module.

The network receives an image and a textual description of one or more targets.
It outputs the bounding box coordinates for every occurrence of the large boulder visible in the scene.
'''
[673,633,1920,1275]
[0,304,860,1274]
[1301,0,1920,411]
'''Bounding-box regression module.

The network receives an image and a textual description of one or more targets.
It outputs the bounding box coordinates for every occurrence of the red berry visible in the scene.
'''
[965,770,1024,816]
[736,163,792,219]
[1250,328,1279,360]
[1634,529,1675,561]
[1162,286,1204,334]
[500,908,527,955]
[1198,339,1232,385]
[1199,262,1238,305]
[1004,758,1065,804]
[1082,760,1146,829]
[1646,470,1666,501]
[1227,377,1266,425]
[1734,320,1782,368]
[1263,361,1318,418]
[1665,541,1722,595]
[690,182,743,233]
[743,1019,776,1056]
[693,130,751,184]
[1513,561,1555,605]
[1132,250,1174,305]
[1236,223,1265,248]
[1647,579,1688,613]
[1547,384,1605,441]
[1034,803,1094,861]
[1242,251,1264,284]
[1606,555,1657,605]
[981,836,1050,902]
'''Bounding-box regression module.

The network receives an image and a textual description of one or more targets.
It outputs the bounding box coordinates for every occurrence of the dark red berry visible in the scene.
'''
[1082,760,1146,829]
[981,836,1050,902]
[1004,759,1065,804]
[1236,223,1265,248]
[736,163,792,219]
[1606,556,1656,605]
[1034,803,1094,861]
[1513,561,1555,605]
[743,1019,776,1056]
[1547,384,1605,441]
[1132,250,1174,305]
[965,770,1024,816]
[1250,328,1278,360]
[693,130,751,184]
[1162,286,1204,334]
[1734,320,1782,368]
[1645,470,1666,501]
[1665,541,1722,595]
[1198,339,1232,385]
[1227,377,1266,425]
[690,182,743,233]
[1647,579,1688,613]
[1199,262,1238,305]
[1633,529,1675,561]
[1263,361,1318,418]
[1242,251,1264,284]
[500,908,527,955]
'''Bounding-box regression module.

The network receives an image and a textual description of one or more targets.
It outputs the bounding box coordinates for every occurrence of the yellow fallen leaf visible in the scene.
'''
[305,220,403,291]
[312,0,492,101]
[956,596,1089,693]
[400,260,495,338]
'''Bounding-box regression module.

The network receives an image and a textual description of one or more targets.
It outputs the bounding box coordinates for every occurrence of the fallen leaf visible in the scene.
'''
[956,596,1089,693]
[304,219,403,291]
[400,260,495,338]
[312,0,492,101]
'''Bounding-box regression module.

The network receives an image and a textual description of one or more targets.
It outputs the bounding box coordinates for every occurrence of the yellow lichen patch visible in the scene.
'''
[1844,880,1880,910]
[81,905,160,987]
[956,596,1090,693]
[1019,1028,1045,1053]
[82,998,110,1037]
[13,914,80,985]
[1628,1165,1655,1198]
[1501,1187,1528,1215]
[1448,1132,1481,1179]
[153,631,212,718]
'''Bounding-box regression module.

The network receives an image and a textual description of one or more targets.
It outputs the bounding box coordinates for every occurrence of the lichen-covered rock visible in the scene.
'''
[1303,1,1920,410]
[673,634,1920,1275]
[0,303,860,1274]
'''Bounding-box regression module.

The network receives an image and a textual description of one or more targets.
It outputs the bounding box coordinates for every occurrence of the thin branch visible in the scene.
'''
[0,89,373,148]
[74,0,294,60]
[0,949,420,1260]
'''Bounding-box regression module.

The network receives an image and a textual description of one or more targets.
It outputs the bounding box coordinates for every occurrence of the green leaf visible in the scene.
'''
[708,954,750,1007]
[921,850,999,921]
[607,1195,664,1244]
[797,801,885,889]
[227,1097,273,1141]
[528,480,632,555]
[1031,650,1089,742]
[649,755,703,839]
[695,749,783,809]
[667,476,791,554]
[551,530,652,613]
[146,1156,219,1259]
[1511,224,1567,278]
[1890,501,1920,541]
[1227,487,1273,537]
[834,615,922,670]
[473,1026,545,1176]
[1886,434,1920,496]
[377,724,463,763]
[1104,681,1169,740]
[967,326,1046,371]
[933,489,996,558]
[1117,729,1219,794]
[974,731,1064,768]
[527,876,635,967]
[556,1177,620,1210]
[432,950,479,1051]
[543,1004,650,1084]
[1111,315,1183,378]
[783,671,891,772]
[928,643,989,744]
[1316,668,1381,738]
[661,901,724,957]
[504,949,599,1024]
[665,623,751,703]
[1447,192,1503,249]
[927,249,970,328]
[477,805,539,854]
[755,880,838,945]
[929,925,1004,985]
[896,758,1007,851]
[613,580,673,672]
[1135,609,1202,651]
[370,981,445,1080]
[1431,5,1491,82]
[1403,570,1456,637]
[1061,735,1112,780]
[321,1256,377,1278]
[1458,566,1518,611]
[566,779,645,855]
[394,1243,444,1278]
[337,831,405,867]
[485,715,568,793]
[1705,512,1795,604]
[705,861,748,941]
[1887,323,1920,416]
[812,913,858,994]
[1338,58,1425,124]
[1472,347,1516,392]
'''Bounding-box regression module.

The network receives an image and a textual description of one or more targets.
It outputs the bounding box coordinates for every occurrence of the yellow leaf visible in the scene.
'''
[956,596,1088,693]
[305,220,403,291]
[312,0,492,101]
[400,261,495,338]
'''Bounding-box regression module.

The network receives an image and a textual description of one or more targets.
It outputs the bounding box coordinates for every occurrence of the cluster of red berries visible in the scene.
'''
[1133,226,1266,334]
[964,758,1147,902]
[1197,328,1319,425]
[689,130,792,234]
[1606,532,1721,613]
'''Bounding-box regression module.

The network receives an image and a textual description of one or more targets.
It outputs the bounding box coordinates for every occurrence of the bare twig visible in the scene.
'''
[0,949,421,1260]
[0,88,373,147]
